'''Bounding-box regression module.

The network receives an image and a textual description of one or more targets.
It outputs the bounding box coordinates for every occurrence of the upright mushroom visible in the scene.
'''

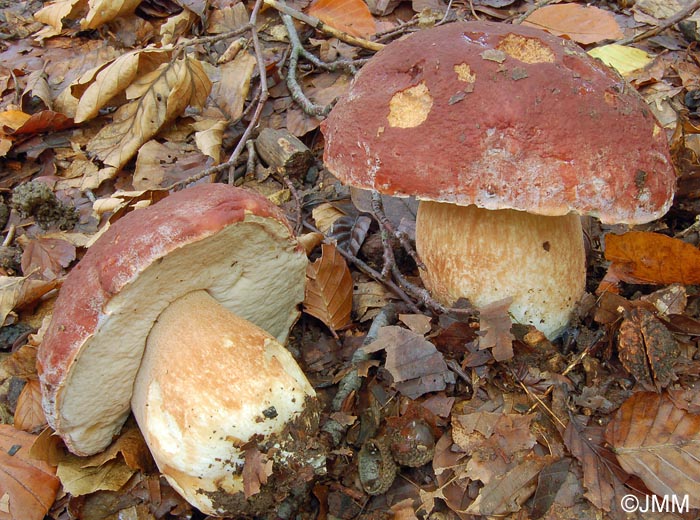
[37,183,319,516]
[322,21,676,338]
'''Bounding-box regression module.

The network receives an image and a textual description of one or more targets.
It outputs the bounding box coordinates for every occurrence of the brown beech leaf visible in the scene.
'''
[618,307,679,392]
[55,422,151,496]
[86,55,211,178]
[363,326,454,399]
[307,0,377,38]
[13,380,46,433]
[522,4,623,45]
[605,231,700,285]
[304,243,352,334]
[478,298,514,361]
[606,392,700,508]
[466,456,549,516]
[0,424,60,520]
[20,237,76,281]
[530,458,572,519]
[564,419,628,512]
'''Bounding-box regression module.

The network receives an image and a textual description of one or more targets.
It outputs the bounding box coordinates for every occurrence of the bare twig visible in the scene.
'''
[617,0,700,45]
[227,0,268,184]
[370,191,425,270]
[264,0,385,52]
[513,0,558,24]
[373,19,418,43]
[282,176,303,235]
[282,14,333,117]
[245,139,257,178]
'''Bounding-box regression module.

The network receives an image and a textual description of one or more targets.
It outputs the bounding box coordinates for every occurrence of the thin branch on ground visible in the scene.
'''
[165,0,268,189]
[282,176,303,235]
[513,0,558,24]
[436,0,458,26]
[264,0,385,52]
[617,0,700,45]
[373,19,418,43]
[245,139,257,178]
[227,0,268,184]
[282,14,335,117]
[370,191,425,270]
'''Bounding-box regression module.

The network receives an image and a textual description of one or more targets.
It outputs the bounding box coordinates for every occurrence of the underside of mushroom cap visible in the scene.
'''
[37,184,308,456]
[322,21,676,225]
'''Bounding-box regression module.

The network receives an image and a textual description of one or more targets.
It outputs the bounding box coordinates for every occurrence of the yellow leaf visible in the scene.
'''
[74,48,172,123]
[193,119,228,163]
[33,0,87,32]
[523,4,623,45]
[86,56,211,171]
[0,110,31,133]
[81,0,142,29]
[307,0,377,38]
[588,44,654,76]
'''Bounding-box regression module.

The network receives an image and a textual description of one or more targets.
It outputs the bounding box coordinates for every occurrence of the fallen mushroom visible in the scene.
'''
[322,21,676,339]
[37,183,320,516]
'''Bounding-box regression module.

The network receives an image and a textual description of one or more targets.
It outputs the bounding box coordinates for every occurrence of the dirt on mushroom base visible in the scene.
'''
[200,396,323,518]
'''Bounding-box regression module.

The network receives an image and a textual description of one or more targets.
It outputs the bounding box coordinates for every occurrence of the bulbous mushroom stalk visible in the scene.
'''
[416,203,584,338]
[132,290,318,516]
[322,21,676,339]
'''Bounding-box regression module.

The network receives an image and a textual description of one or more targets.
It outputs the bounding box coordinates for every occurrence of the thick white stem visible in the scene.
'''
[416,202,585,339]
[131,290,315,516]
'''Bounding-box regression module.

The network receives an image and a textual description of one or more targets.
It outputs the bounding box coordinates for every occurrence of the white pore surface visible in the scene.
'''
[56,215,307,455]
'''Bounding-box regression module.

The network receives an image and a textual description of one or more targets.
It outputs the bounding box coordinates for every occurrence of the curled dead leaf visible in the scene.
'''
[303,243,353,334]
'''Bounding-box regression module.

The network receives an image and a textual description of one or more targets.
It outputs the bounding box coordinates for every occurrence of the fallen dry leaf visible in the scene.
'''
[606,392,700,508]
[363,326,454,399]
[13,380,46,433]
[55,422,152,496]
[33,0,87,32]
[307,0,377,38]
[81,0,142,29]
[466,456,549,516]
[304,243,353,334]
[605,231,700,285]
[20,237,76,281]
[209,51,256,121]
[0,276,59,325]
[523,3,624,45]
[564,418,628,513]
[72,48,172,123]
[0,424,60,520]
[618,307,679,391]
[86,55,211,179]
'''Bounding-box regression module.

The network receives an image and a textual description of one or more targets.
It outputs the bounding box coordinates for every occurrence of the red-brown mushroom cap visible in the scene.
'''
[322,21,675,224]
[37,183,308,456]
